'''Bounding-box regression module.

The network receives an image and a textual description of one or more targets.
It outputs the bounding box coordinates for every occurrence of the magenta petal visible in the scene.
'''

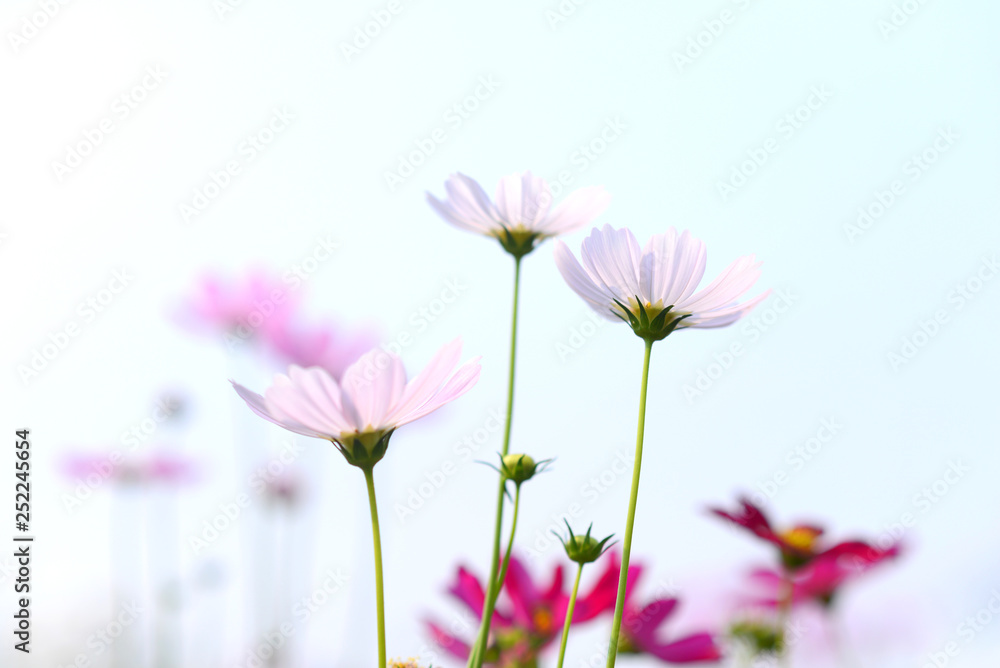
[425,621,470,660]
[448,566,486,617]
[645,632,723,663]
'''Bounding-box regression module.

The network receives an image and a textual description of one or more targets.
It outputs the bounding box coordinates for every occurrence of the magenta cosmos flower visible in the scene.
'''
[746,543,901,608]
[555,225,769,341]
[427,555,623,666]
[231,338,480,469]
[711,498,893,571]
[428,553,720,666]
[427,171,610,258]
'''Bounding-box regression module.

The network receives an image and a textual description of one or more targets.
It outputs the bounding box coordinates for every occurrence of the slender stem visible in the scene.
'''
[777,572,794,668]
[605,338,654,668]
[556,563,585,668]
[363,467,387,668]
[469,256,523,668]
[494,485,522,594]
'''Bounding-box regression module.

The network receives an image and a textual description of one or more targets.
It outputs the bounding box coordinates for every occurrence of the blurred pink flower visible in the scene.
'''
[745,544,902,608]
[265,316,378,381]
[175,268,296,344]
[63,451,198,486]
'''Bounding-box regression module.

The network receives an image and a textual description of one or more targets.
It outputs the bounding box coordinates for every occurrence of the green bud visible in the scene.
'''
[555,521,615,564]
[333,429,393,470]
[730,619,784,656]
[500,453,541,484]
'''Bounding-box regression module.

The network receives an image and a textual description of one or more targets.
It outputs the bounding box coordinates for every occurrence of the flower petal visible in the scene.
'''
[553,239,620,320]
[538,185,611,236]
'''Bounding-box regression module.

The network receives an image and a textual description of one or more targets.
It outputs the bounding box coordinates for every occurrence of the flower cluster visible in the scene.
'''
[223,170,902,668]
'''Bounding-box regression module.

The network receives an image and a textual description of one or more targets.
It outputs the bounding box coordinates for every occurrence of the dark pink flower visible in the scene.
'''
[428,553,721,665]
[745,543,901,608]
[711,498,888,570]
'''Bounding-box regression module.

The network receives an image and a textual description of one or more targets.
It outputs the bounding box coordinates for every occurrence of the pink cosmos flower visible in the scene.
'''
[745,543,901,608]
[427,555,622,666]
[176,268,295,341]
[231,338,480,468]
[554,225,769,340]
[427,171,610,257]
[428,553,720,665]
[711,498,894,571]
[266,316,379,381]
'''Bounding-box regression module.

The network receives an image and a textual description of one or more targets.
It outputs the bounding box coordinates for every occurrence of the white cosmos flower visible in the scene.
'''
[554,225,769,339]
[427,171,610,257]
[231,338,480,467]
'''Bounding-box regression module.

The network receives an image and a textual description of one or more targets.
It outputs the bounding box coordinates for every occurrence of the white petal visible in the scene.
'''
[538,185,611,236]
[427,173,499,235]
[580,225,642,303]
[679,255,762,314]
[393,356,482,427]
[231,381,329,439]
[553,240,620,320]
[684,289,771,328]
[385,338,463,425]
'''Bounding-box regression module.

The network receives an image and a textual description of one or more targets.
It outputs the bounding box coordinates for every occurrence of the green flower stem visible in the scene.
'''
[556,562,585,668]
[605,338,654,668]
[777,572,794,667]
[363,466,387,668]
[469,256,523,668]
[494,484,522,595]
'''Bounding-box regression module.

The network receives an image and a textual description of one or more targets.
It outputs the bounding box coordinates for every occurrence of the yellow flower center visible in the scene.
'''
[780,527,820,552]
[533,608,554,633]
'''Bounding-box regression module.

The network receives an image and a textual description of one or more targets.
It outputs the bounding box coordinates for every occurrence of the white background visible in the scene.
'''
[2,0,999,666]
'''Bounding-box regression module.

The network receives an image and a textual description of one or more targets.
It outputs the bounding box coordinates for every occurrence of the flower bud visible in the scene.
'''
[730,619,784,656]
[500,453,542,485]
[556,521,614,564]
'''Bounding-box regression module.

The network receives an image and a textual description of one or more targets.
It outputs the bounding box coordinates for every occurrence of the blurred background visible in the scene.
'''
[2,0,999,666]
